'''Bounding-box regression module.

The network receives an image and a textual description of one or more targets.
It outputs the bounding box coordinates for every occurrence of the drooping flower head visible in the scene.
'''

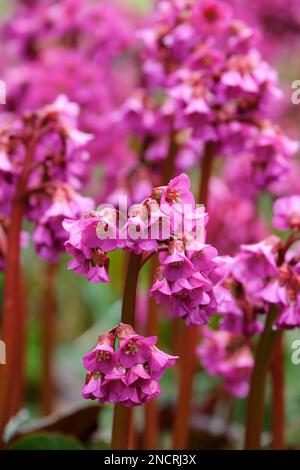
[82,323,178,407]
[197,327,254,398]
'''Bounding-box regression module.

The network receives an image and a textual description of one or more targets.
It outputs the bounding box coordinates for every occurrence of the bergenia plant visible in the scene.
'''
[63,171,221,448]
[0,0,300,454]
[0,95,93,436]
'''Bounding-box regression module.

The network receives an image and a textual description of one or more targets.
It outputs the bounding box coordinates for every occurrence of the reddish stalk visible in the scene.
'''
[111,253,142,450]
[0,136,35,440]
[244,308,279,450]
[143,256,159,449]
[173,142,215,449]
[12,272,28,416]
[270,333,285,450]
[41,263,57,415]
[171,318,183,359]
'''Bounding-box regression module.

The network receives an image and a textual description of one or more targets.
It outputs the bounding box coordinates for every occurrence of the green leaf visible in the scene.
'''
[8,433,84,450]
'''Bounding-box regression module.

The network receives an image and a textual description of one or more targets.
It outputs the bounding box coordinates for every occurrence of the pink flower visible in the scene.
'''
[273,195,300,232]
[197,328,254,398]
[149,266,173,303]
[232,236,280,299]
[82,323,178,407]
[118,335,157,368]
[148,347,178,380]
[160,239,194,282]
[82,372,105,400]
[121,203,158,254]
[150,240,221,326]
[158,173,195,208]
[193,0,233,33]
[83,332,117,374]
[33,185,94,262]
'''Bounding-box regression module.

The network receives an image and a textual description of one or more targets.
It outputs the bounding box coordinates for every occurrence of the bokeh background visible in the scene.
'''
[1,0,300,450]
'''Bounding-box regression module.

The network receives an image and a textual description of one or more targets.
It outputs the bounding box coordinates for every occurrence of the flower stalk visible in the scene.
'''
[270,333,285,449]
[0,134,36,440]
[41,263,58,415]
[244,307,279,449]
[111,253,142,450]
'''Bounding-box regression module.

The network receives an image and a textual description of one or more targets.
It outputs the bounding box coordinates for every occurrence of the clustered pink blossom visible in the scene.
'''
[197,195,300,392]
[82,323,178,407]
[103,0,298,259]
[150,242,220,326]
[64,173,221,326]
[206,178,267,255]
[226,0,300,58]
[1,0,299,412]
[273,196,300,232]
[0,0,138,199]
[214,197,300,332]
[0,95,94,267]
[114,0,296,183]
[197,327,254,398]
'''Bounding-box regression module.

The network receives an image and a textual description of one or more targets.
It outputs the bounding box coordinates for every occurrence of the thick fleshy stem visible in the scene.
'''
[270,333,285,449]
[0,135,36,441]
[143,256,159,449]
[111,253,142,450]
[173,142,215,449]
[41,263,57,415]
[13,272,28,416]
[244,307,279,450]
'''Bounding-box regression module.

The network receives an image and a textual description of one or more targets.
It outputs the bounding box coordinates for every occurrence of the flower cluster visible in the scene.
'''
[213,196,300,333]
[0,0,138,198]
[104,0,297,251]
[197,327,254,398]
[206,178,267,255]
[64,173,221,326]
[113,0,296,189]
[82,323,178,407]
[197,195,300,394]
[226,0,300,58]
[150,242,220,326]
[0,95,94,266]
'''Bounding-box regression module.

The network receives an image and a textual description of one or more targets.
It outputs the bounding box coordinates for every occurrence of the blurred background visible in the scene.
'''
[1,0,300,450]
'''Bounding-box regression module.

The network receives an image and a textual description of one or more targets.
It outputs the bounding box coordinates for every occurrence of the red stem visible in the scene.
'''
[173,142,215,449]
[270,333,285,450]
[244,308,278,449]
[143,256,159,449]
[0,136,35,440]
[111,253,142,450]
[41,263,57,415]
[12,272,28,416]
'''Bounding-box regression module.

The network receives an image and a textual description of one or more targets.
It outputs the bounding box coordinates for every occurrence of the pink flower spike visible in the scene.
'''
[83,343,117,374]
[273,195,300,232]
[118,335,157,368]
[148,348,178,380]
[82,372,104,400]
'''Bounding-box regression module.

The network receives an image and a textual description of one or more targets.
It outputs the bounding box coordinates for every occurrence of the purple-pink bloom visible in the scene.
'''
[273,195,300,232]
[197,328,254,398]
[82,323,178,407]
